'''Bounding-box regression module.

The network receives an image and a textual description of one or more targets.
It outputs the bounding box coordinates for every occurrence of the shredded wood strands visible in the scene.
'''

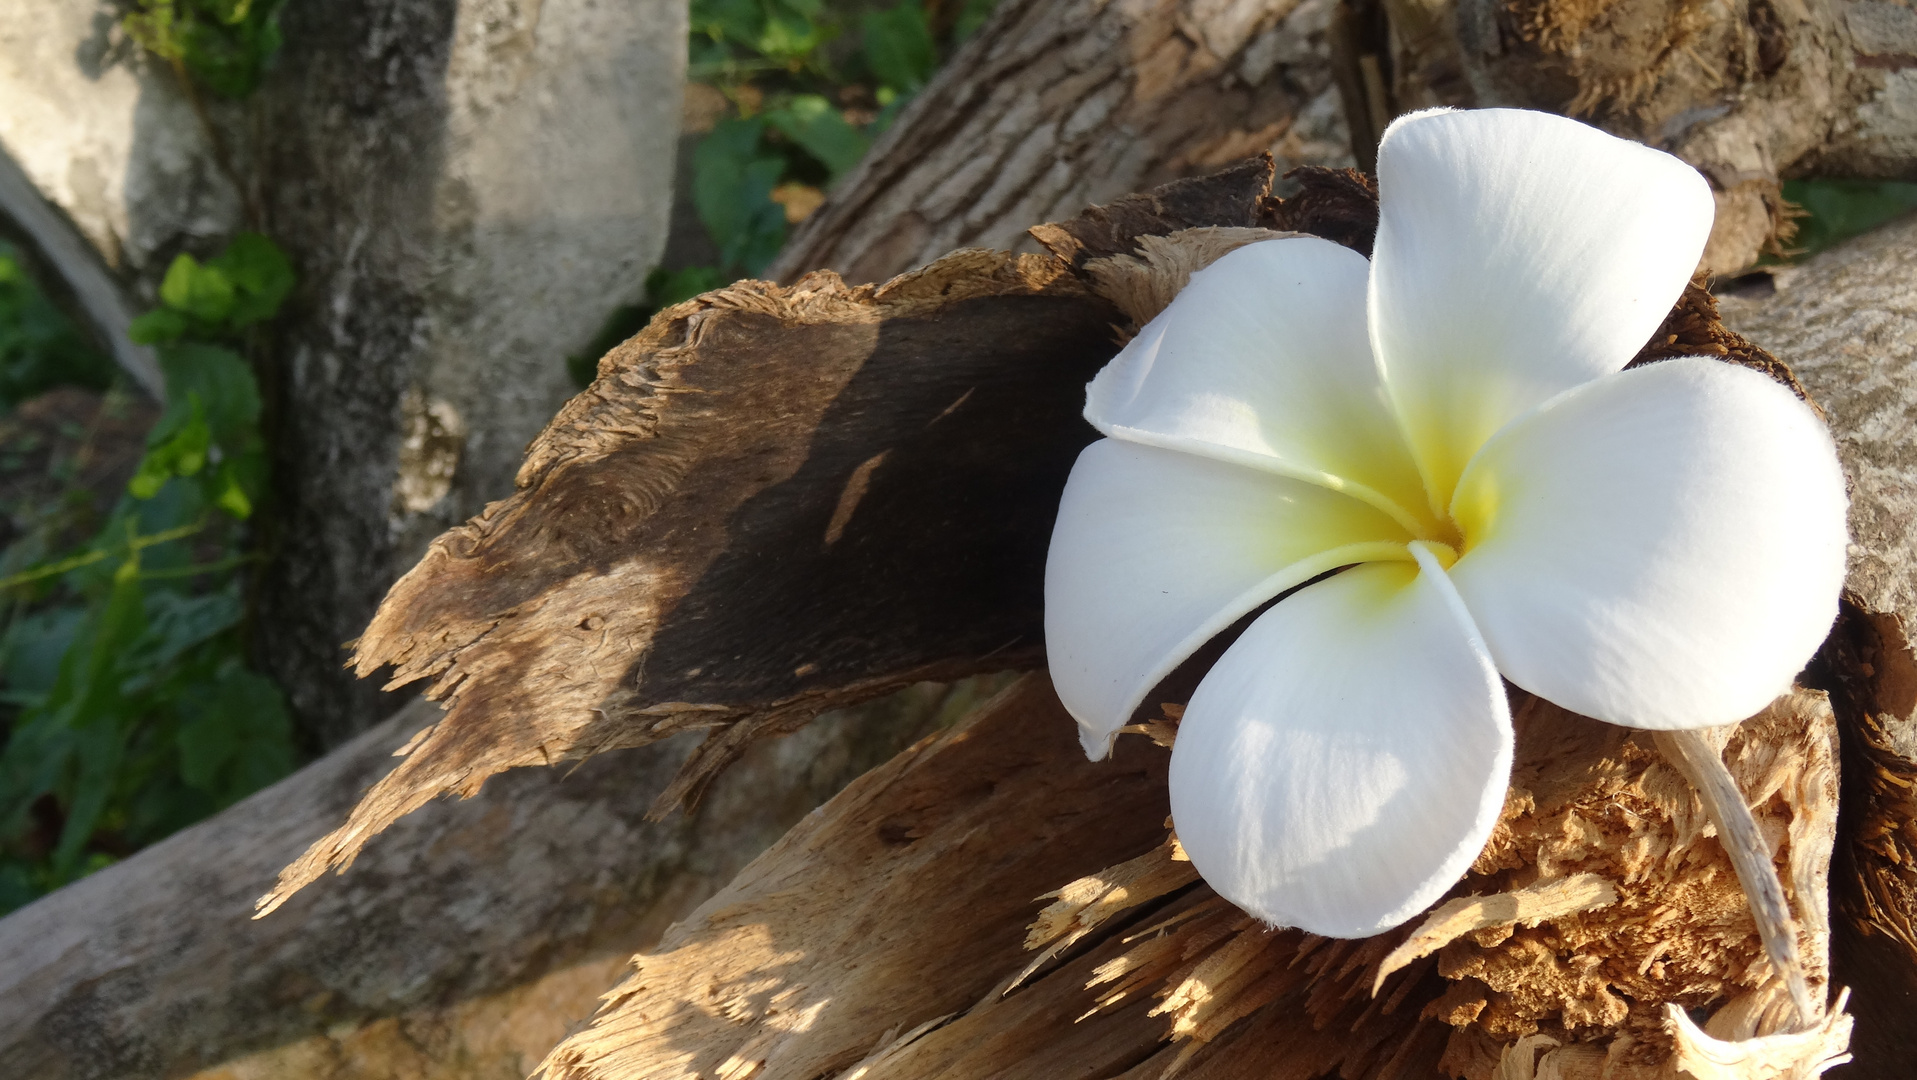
[1371,874,1619,997]
[529,676,1847,1080]
[1654,728,1817,1025]
[1027,688,1851,1080]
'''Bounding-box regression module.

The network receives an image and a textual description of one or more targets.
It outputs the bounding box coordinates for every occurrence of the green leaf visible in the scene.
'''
[0,607,86,701]
[139,587,244,671]
[215,461,254,519]
[128,308,189,345]
[693,118,790,275]
[130,398,213,498]
[1780,179,1917,259]
[0,245,116,406]
[208,232,294,327]
[159,253,237,324]
[649,266,728,309]
[155,344,260,449]
[863,4,937,94]
[765,95,871,179]
[953,0,999,41]
[122,0,187,64]
[175,660,293,802]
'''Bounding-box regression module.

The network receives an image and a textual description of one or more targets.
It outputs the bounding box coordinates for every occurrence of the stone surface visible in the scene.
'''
[0,0,239,284]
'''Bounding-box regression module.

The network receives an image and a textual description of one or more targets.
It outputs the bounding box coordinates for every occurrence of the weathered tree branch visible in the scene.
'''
[0,685,976,1079]
[766,0,1357,285]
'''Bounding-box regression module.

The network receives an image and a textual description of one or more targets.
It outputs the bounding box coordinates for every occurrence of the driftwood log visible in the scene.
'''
[256,160,1307,912]
[535,676,1850,1080]
[243,150,1917,1075]
[764,0,1357,286]
[0,685,992,1079]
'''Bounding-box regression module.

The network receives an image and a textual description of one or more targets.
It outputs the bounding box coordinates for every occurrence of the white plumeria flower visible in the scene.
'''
[1043,108,1849,939]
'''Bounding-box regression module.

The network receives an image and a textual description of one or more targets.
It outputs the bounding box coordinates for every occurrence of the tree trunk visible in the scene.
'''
[0,0,686,749]
[774,0,1917,291]
[250,0,685,748]
[766,0,1358,286]
[0,682,990,1080]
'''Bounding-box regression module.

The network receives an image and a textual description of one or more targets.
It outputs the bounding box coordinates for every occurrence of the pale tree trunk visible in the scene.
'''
[0,0,685,749]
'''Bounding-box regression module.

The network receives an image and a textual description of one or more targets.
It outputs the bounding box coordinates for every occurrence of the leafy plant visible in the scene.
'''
[122,0,287,100]
[0,247,116,410]
[652,0,1001,329]
[862,3,937,97]
[0,234,295,913]
[1780,178,1917,259]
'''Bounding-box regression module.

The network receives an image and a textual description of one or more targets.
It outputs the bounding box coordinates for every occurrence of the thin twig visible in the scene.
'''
[1653,727,1818,1029]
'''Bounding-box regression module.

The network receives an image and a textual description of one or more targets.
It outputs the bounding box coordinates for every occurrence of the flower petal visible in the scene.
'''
[1448,357,1849,731]
[1046,438,1414,758]
[1168,548,1513,937]
[1371,108,1716,507]
[1086,236,1434,535]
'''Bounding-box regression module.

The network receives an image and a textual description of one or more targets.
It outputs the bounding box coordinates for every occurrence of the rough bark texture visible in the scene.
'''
[252,0,684,750]
[772,0,1917,290]
[765,0,1358,286]
[259,248,1127,912]
[0,681,990,1080]
[535,676,1847,1080]
[1364,0,1917,272]
[1716,213,1917,1076]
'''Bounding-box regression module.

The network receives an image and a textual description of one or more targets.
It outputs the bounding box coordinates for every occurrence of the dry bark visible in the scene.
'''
[0,682,985,1080]
[764,0,1359,286]
[534,676,1849,1080]
[257,249,1127,912]
[258,159,1379,914]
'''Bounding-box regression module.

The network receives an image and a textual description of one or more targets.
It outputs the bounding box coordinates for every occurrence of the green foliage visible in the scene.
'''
[765,94,872,178]
[0,247,116,410]
[1781,178,1917,259]
[664,0,999,304]
[862,4,937,95]
[695,118,794,276]
[0,234,294,913]
[123,0,287,99]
